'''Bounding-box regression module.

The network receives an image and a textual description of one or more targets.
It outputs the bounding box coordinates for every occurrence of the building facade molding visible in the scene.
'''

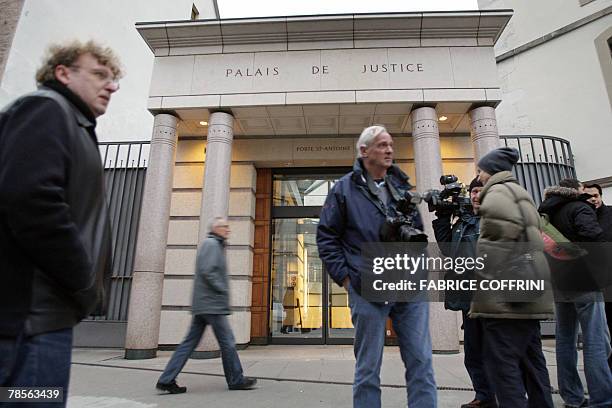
[137,10,512,55]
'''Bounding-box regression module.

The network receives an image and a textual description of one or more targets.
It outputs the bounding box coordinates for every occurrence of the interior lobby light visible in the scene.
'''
[439,116,448,121]
[199,121,208,126]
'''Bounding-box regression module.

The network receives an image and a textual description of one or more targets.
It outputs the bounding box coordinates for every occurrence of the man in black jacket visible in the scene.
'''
[433,177,496,408]
[583,183,612,370]
[538,178,612,408]
[0,40,120,399]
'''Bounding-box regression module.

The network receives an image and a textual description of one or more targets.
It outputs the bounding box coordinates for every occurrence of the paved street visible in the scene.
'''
[66,343,573,407]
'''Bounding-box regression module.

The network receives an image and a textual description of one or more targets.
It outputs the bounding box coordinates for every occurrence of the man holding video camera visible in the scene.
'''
[317,125,436,408]
[432,176,497,408]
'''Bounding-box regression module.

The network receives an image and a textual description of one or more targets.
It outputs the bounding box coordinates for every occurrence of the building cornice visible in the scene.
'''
[136,10,513,55]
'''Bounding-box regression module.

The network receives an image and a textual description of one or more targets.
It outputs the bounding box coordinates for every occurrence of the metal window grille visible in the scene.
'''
[501,135,576,206]
[89,141,150,321]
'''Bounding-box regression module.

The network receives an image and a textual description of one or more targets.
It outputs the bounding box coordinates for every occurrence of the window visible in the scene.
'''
[594,27,612,107]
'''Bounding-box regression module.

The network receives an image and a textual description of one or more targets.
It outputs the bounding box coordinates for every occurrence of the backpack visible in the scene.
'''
[540,213,587,260]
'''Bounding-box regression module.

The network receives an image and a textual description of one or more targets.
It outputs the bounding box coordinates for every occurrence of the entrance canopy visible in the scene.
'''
[136,11,512,137]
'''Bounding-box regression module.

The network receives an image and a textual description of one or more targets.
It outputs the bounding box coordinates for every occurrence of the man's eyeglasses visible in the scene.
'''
[69,65,120,88]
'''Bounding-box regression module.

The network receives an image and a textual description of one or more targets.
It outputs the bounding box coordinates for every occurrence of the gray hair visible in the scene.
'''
[356,125,388,158]
[208,216,227,232]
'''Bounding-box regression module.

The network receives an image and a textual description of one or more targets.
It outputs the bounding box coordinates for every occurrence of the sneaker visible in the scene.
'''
[228,377,258,390]
[156,380,187,394]
[461,399,498,408]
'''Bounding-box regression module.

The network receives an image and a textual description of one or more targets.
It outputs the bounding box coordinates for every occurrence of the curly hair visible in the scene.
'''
[35,40,123,85]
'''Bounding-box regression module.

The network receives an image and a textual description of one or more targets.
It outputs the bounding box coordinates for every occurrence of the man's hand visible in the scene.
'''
[342,277,351,290]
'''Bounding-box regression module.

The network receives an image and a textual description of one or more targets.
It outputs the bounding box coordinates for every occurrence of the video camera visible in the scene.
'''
[380,190,428,243]
[424,175,472,216]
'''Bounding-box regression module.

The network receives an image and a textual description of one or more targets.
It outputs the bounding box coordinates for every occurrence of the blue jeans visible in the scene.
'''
[555,294,612,407]
[0,328,73,407]
[462,311,494,402]
[158,314,244,387]
[348,285,437,408]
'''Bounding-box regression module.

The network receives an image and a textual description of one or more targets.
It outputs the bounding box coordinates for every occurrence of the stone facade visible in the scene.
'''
[0,0,24,83]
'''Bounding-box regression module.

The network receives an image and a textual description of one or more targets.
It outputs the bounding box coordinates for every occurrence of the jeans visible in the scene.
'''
[555,294,612,407]
[462,311,494,402]
[0,328,73,408]
[482,319,554,408]
[158,314,244,387]
[348,284,436,408]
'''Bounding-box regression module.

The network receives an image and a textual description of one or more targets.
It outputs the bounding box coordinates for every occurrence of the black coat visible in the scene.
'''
[0,84,112,337]
[538,186,603,293]
[432,211,480,311]
[538,186,602,242]
[596,204,612,242]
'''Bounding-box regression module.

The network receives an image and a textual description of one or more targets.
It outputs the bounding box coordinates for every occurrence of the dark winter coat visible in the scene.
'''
[192,233,231,315]
[595,204,612,242]
[538,186,603,242]
[433,211,480,311]
[316,158,423,294]
[538,186,604,292]
[0,84,112,337]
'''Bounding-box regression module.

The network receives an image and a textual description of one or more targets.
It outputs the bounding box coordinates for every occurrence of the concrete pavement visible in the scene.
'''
[67,342,577,407]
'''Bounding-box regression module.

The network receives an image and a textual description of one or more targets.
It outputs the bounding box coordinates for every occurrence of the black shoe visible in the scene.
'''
[563,400,589,408]
[156,380,187,394]
[461,399,498,408]
[228,377,257,390]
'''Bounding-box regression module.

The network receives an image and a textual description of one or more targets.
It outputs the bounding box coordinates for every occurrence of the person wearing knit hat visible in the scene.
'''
[478,147,520,175]
[477,147,520,186]
[470,147,555,406]
[468,176,483,192]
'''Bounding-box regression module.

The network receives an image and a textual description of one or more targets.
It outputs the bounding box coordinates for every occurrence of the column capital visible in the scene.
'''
[411,106,439,141]
[209,111,234,127]
[469,106,500,161]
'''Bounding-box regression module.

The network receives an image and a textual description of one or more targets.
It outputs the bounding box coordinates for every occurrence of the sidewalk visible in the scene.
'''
[68,341,577,407]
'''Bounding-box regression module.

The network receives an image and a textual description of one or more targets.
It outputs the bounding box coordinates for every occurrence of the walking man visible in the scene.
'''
[156,217,257,394]
[317,125,437,408]
[0,40,120,401]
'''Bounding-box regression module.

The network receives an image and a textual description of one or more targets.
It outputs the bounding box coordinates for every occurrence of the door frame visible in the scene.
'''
[268,167,353,345]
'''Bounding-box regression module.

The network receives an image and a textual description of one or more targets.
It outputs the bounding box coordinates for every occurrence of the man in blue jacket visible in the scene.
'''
[317,125,436,408]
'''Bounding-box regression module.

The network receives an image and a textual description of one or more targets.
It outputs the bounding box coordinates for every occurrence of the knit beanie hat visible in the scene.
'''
[468,177,483,192]
[477,147,520,175]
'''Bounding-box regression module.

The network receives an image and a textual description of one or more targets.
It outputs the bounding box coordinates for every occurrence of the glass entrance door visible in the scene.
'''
[269,170,354,344]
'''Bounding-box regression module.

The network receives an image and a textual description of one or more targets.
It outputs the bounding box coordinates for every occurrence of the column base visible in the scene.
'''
[124,348,158,360]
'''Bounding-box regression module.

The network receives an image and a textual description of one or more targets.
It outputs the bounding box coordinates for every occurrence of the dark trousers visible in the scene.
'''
[607,302,612,370]
[462,311,495,402]
[481,319,554,408]
[158,314,244,387]
[0,328,73,408]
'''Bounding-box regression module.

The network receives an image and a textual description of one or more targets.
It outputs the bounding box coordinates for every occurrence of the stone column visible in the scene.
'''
[194,111,235,357]
[469,106,501,163]
[411,106,459,353]
[125,113,179,359]
[199,112,235,233]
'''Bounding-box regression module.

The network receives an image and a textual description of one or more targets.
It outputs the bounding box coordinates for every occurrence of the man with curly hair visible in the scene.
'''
[0,40,122,401]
